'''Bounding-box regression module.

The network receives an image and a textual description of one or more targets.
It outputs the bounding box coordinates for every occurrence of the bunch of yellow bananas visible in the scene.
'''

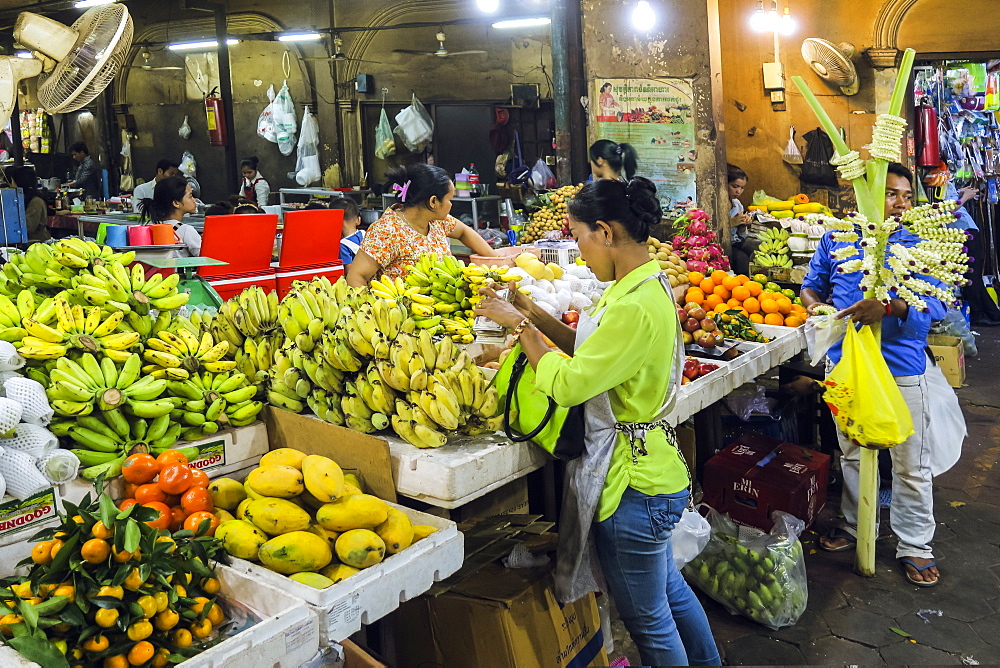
[0,242,137,298]
[369,275,421,306]
[73,261,188,314]
[143,329,233,379]
[17,295,140,361]
[50,238,136,271]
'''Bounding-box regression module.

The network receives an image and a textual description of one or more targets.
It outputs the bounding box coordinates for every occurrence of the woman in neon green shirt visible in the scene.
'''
[476,178,719,666]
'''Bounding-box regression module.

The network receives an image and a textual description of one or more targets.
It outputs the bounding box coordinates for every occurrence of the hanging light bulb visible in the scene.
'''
[476,0,499,12]
[765,0,780,31]
[632,0,656,31]
[779,5,795,35]
[749,1,768,31]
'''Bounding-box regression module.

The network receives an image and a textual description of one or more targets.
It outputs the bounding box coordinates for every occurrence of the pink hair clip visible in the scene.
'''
[393,180,412,202]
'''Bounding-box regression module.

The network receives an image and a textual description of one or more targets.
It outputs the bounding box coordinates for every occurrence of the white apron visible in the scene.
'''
[555,273,685,604]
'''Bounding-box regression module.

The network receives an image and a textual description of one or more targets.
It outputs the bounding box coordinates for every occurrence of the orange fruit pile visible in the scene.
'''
[682,271,806,327]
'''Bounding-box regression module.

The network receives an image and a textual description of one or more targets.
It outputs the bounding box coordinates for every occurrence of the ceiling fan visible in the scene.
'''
[393,30,486,58]
[303,35,382,63]
[126,50,183,71]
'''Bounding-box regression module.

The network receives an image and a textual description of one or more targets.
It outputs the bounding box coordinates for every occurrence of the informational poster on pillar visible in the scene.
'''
[592,78,697,212]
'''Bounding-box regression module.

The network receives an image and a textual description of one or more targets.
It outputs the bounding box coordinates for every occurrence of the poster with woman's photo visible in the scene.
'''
[592,78,697,212]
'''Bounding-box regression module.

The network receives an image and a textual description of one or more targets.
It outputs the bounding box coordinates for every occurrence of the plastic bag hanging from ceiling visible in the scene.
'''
[273,80,298,156]
[293,105,321,186]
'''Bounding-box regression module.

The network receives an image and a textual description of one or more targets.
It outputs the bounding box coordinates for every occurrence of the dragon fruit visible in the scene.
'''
[670,209,731,272]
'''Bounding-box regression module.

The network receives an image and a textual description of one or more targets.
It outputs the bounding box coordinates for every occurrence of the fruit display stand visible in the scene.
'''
[384,431,548,509]
[0,563,321,668]
[755,324,808,369]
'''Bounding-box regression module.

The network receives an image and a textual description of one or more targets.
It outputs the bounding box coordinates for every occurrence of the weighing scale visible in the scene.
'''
[135,256,229,310]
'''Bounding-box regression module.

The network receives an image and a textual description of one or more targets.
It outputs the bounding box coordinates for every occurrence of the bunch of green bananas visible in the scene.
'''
[265,345,315,413]
[16,294,140,361]
[757,227,791,243]
[168,371,263,440]
[49,238,136,271]
[74,262,189,314]
[753,252,794,268]
[53,409,186,479]
[143,329,233,379]
[0,293,33,343]
[403,253,473,335]
[45,352,173,419]
[755,228,791,265]
[0,242,136,296]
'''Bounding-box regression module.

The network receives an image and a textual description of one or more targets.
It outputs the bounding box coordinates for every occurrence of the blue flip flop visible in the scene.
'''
[899,558,939,587]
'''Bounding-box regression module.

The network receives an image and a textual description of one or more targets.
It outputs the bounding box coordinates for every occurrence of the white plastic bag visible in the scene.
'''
[294,106,321,186]
[178,115,191,140]
[530,158,556,190]
[179,151,197,179]
[394,94,434,152]
[925,355,966,476]
[257,84,277,143]
[782,126,803,165]
[804,314,848,366]
[273,80,298,156]
[672,505,712,570]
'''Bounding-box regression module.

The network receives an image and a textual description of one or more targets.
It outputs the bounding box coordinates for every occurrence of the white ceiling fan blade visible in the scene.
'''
[448,50,487,56]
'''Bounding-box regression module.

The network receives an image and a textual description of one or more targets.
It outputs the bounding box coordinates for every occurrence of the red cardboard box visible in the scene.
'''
[702,433,830,532]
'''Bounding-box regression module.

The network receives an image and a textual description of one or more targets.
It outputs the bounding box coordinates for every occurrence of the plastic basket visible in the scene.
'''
[534,241,580,266]
[469,246,538,268]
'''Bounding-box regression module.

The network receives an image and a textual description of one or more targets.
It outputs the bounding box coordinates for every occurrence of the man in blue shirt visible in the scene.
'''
[802,163,945,587]
[330,199,365,268]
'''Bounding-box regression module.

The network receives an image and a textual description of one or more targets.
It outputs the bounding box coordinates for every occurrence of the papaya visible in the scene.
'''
[302,455,346,503]
[411,525,438,542]
[320,563,360,584]
[247,465,305,498]
[375,507,413,555]
[289,572,336,589]
[260,448,308,470]
[335,529,386,569]
[259,531,333,574]
[316,494,390,533]
[244,498,312,536]
[216,520,267,561]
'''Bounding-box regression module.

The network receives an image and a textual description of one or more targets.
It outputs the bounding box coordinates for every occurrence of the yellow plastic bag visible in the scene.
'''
[822,325,914,449]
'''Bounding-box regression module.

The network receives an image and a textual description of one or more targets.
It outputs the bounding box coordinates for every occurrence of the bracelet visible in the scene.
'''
[884,301,893,317]
[511,318,532,342]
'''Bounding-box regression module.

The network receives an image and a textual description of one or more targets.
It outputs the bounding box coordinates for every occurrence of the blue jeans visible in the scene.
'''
[594,487,720,666]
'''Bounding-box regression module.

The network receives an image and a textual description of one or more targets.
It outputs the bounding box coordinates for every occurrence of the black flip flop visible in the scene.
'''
[818,527,857,553]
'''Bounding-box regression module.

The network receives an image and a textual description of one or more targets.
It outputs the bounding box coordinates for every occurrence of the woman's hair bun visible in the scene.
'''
[625,177,662,232]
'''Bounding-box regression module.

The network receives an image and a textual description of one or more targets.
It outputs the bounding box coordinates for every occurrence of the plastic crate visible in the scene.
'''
[534,240,580,266]
[205,270,277,302]
[275,262,345,298]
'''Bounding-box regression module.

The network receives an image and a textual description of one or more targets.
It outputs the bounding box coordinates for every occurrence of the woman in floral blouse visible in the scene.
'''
[346,164,496,285]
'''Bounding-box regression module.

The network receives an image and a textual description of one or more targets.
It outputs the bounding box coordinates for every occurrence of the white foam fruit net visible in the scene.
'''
[0,448,49,499]
[0,397,23,433]
[2,423,58,459]
[3,377,53,426]
[36,449,81,484]
[0,342,24,371]
[0,370,22,390]
[0,471,7,499]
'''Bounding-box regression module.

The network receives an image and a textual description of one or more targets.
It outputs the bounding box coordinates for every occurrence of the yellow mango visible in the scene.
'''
[289,572,335,589]
[375,508,413,555]
[411,525,438,542]
[235,498,252,521]
[260,448,308,470]
[341,484,362,497]
[316,495,390,533]
[301,455,345,503]
[298,489,326,511]
[335,529,386,569]
[259,531,333,574]
[213,509,236,524]
[244,498,312,536]
[207,478,246,510]
[247,465,304,499]
[320,563,360,584]
[309,524,340,552]
[216,520,267,561]
[343,474,362,492]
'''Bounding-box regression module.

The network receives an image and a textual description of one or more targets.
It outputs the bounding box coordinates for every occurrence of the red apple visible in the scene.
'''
[677,308,688,321]
[683,359,701,379]
[683,302,701,313]
[700,318,717,332]
[683,318,701,333]
[713,331,724,344]
[698,334,717,349]
[682,331,694,344]
[562,311,580,325]
[688,307,707,321]
[700,362,720,374]
[692,329,706,340]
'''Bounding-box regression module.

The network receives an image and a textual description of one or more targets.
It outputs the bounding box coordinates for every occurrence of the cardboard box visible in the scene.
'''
[394,563,607,668]
[0,488,62,547]
[702,432,830,532]
[448,477,530,523]
[928,334,965,388]
[341,639,388,668]
[675,424,697,473]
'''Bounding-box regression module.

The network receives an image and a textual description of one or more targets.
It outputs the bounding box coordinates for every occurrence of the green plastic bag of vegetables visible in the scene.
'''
[683,508,808,629]
[375,108,396,160]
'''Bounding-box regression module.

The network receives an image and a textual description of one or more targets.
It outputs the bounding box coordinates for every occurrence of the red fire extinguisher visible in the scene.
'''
[916,104,939,167]
[205,87,228,147]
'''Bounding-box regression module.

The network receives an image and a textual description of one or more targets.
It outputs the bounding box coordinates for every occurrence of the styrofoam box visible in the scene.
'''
[756,323,807,368]
[669,358,734,425]
[225,499,464,645]
[0,564,319,668]
[385,432,548,508]
[60,422,269,507]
